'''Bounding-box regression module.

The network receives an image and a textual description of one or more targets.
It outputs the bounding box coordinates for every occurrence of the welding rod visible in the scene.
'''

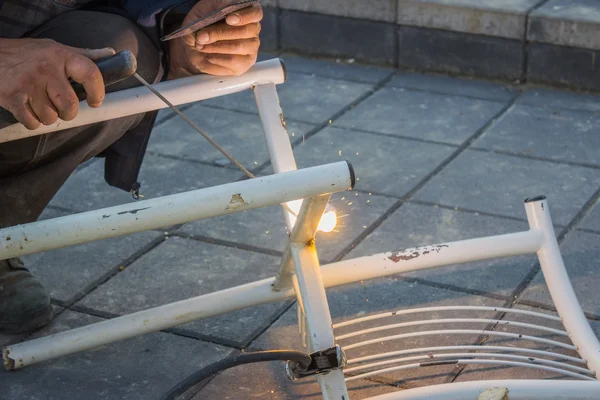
[132,72,298,217]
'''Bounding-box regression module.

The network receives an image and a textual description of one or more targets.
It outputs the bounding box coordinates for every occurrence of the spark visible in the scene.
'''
[367,200,370,203]
[348,202,353,206]
[338,150,342,156]
[356,152,359,155]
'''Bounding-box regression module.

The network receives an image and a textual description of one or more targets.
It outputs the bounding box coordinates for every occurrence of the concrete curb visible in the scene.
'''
[257,0,600,92]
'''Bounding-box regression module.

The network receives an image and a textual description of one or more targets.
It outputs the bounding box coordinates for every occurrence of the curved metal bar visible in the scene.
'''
[343,329,576,351]
[333,306,561,329]
[347,345,585,365]
[336,318,567,341]
[344,352,593,375]
[345,359,596,382]
[361,380,600,400]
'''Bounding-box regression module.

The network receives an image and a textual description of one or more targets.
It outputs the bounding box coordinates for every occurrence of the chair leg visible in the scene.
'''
[524,196,600,378]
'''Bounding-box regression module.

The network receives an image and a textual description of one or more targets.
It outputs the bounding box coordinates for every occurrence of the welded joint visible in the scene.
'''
[286,345,347,381]
[272,195,330,292]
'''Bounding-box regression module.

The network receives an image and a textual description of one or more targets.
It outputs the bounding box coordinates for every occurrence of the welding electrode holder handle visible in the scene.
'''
[0,49,137,128]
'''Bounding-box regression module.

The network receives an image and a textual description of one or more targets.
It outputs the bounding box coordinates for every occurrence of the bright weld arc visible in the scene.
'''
[287,203,338,233]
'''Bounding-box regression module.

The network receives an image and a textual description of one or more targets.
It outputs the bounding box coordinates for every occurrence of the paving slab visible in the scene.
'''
[24,231,162,304]
[238,278,505,393]
[263,126,456,198]
[177,191,397,263]
[472,104,600,166]
[528,0,600,50]
[455,305,600,382]
[348,202,535,296]
[148,105,315,168]
[389,72,517,102]
[336,86,507,145]
[78,237,287,345]
[279,0,396,22]
[413,149,600,226]
[520,230,600,316]
[0,310,233,400]
[580,199,600,232]
[517,87,600,113]
[201,72,374,124]
[49,154,241,213]
[280,53,394,84]
[397,0,543,39]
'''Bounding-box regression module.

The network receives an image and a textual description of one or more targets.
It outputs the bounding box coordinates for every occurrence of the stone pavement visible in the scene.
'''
[1,52,600,399]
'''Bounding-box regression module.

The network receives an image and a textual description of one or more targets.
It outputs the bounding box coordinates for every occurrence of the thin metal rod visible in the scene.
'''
[343,329,576,351]
[525,197,600,378]
[333,306,561,329]
[346,359,596,382]
[0,162,352,260]
[133,72,255,179]
[344,353,593,375]
[347,345,586,365]
[360,380,600,400]
[335,318,567,341]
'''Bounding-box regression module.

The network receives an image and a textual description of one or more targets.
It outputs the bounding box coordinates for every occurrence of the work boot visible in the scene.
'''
[0,258,53,334]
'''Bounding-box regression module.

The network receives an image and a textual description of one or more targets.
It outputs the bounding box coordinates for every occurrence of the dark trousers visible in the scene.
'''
[0,10,161,228]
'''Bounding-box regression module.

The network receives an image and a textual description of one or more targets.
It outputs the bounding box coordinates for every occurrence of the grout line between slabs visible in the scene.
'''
[171,232,283,258]
[450,185,600,383]
[470,147,600,171]
[330,97,520,263]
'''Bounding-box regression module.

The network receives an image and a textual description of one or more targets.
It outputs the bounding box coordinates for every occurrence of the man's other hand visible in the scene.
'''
[168,0,263,78]
[0,38,114,130]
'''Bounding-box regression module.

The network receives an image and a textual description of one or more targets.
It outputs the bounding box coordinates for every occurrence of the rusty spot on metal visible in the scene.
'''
[279,113,287,129]
[3,348,15,370]
[5,236,10,241]
[117,207,151,215]
[226,193,250,211]
[388,244,449,263]
[176,313,193,321]
[23,235,28,242]
[102,215,110,219]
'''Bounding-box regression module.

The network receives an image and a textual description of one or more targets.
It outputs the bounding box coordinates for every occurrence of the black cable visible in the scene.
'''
[159,350,312,400]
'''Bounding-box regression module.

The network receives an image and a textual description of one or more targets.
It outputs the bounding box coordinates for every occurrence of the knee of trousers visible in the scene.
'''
[28,10,162,92]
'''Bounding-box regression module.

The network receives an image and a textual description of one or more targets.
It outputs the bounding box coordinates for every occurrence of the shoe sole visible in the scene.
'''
[0,305,54,335]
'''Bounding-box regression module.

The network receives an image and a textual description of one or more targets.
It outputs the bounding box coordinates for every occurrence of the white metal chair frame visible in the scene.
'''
[1,58,599,399]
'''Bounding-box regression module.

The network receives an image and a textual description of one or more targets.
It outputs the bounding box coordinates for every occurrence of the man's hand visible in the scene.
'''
[0,38,114,130]
[168,1,263,78]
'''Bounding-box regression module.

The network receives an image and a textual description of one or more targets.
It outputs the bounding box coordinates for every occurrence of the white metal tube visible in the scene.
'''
[364,380,600,400]
[344,353,592,375]
[524,196,600,378]
[290,241,349,398]
[0,59,286,143]
[333,306,561,329]
[254,83,301,230]
[3,277,294,370]
[336,318,567,341]
[346,359,596,382]
[320,230,543,289]
[343,329,576,351]
[347,345,585,365]
[0,161,353,260]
